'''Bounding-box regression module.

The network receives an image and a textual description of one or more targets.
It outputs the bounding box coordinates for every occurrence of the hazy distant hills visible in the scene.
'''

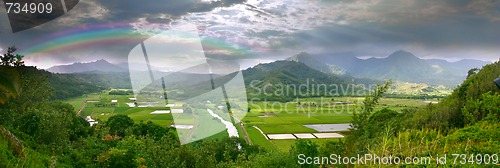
[354,50,459,85]
[47,59,170,74]
[425,58,489,73]
[47,59,126,73]
[308,50,490,86]
[46,50,491,89]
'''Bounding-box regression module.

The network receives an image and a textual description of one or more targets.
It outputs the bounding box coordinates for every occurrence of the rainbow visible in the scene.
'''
[20,22,261,60]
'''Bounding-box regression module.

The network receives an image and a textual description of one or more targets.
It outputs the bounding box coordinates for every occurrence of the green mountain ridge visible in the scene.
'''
[47,59,126,73]
[286,52,346,75]
[5,66,104,100]
[242,60,380,101]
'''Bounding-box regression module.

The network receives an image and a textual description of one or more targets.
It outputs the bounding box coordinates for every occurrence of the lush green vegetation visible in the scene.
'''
[1,47,499,167]
[243,61,378,101]
[335,62,500,166]
[245,61,500,166]
[49,72,104,100]
[0,57,261,167]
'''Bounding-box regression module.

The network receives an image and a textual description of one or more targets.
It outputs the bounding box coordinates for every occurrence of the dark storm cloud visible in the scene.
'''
[263,0,500,61]
[277,18,500,50]
[3,0,500,67]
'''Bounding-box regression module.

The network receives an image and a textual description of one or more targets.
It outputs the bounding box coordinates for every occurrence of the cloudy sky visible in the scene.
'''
[0,0,499,69]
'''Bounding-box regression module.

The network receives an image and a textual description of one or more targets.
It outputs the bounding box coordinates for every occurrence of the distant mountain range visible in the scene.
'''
[47,59,126,73]
[46,51,491,88]
[46,59,166,73]
[309,50,491,86]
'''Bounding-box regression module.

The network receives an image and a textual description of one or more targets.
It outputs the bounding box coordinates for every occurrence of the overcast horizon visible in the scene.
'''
[39,51,495,71]
[1,0,500,69]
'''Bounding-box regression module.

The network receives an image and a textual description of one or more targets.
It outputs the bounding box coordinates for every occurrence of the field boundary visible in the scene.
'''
[267,133,344,140]
[253,126,269,140]
[76,100,99,116]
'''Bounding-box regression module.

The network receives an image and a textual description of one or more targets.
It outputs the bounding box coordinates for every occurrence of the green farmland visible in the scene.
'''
[65,90,431,151]
[65,91,174,127]
[244,96,429,135]
[242,96,429,151]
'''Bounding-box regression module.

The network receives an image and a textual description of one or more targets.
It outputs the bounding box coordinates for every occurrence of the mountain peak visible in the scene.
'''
[386,50,419,61]
[72,59,111,66]
[287,52,312,61]
[47,59,125,73]
[286,52,346,75]
[94,59,110,63]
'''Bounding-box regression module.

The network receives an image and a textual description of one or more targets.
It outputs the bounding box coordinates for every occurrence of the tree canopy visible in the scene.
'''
[1,46,24,67]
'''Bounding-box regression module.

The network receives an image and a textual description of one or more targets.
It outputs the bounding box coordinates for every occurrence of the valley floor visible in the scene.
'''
[64,90,432,151]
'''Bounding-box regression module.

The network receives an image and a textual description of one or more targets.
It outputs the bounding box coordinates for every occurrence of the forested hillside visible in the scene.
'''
[339,61,500,165]
[69,72,132,89]
[48,71,104,100]
[0,65,102,100]
[243,60,380,101]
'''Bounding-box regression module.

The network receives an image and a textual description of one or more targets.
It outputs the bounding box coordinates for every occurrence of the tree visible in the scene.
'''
[291,139,319,168]
[107,115,134,137]
[347,80,392,154]
[0,46,24,104]
[132,121,169,140]
[1,46,24,67]
[467,68,479,79]
[369,108,399,124]
[0,67,19,104]
[95,148,137,168]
